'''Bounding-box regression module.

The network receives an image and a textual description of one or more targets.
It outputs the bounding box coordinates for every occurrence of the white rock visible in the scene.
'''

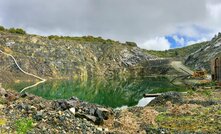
[97,107,109,112]
[69,107,75,115]
[104,128,109,131]
[215,42,221,47]
[97,127,102,131]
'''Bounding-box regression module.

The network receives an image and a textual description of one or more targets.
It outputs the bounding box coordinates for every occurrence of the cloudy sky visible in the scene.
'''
[0,0,221,50]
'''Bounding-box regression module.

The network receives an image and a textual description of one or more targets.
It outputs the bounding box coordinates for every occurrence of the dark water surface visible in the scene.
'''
[5,77,186,108]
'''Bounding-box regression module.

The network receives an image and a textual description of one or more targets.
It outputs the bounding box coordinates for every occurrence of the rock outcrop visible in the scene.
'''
[185,33,221,72]
[0,31,174,82]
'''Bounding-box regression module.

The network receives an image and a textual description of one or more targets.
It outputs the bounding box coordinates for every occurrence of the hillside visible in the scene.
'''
[185,33,221,72]
[145,33,221,73]
[1,25,218,83]
[0,26,175,83]
[145,42,208,58]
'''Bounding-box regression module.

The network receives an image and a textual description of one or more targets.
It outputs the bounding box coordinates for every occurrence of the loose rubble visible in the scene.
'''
[0,85,221,133]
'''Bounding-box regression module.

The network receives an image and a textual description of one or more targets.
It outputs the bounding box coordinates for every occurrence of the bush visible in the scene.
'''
[125,41,137,47]
[0,25,5,31]
[9,28,26,34]
[48,35,60,40]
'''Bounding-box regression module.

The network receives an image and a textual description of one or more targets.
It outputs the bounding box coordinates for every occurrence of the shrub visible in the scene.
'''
[9,28,26,34]
[0,25,5,31]
[125,41,137,47]
[48,35,60,40]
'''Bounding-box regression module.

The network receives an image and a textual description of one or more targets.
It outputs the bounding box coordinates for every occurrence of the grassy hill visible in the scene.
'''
[145,42,208,58]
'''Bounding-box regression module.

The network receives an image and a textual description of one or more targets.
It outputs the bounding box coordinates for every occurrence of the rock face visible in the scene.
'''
[185,33,221,72]
[0,31,174,82]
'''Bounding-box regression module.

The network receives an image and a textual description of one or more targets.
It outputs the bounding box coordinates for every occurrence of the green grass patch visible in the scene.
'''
[15,118,34,134]
[145,42,207,58]
[217,110,221,115]
[156,107,221,133]
[201,90,212,97]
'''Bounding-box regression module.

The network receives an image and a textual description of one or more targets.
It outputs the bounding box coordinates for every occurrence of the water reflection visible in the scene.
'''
[6,76,186,108]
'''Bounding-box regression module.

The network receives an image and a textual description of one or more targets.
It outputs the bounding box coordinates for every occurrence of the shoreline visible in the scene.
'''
[1,84,221,133]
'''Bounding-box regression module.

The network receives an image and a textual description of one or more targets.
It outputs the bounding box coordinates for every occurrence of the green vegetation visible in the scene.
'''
[0,25,26,34]
[15,118,34,134]
[125,41,137,47]
[48,35,138,47]
[146,42,208,58]
[201,90,212,97]
[48,35,120,44]
[156,106,221,133]
[0,25,5,31]
[0,99,5,104]
[195,81,217,87]
[8,28,26,35]
[156,114,200,129]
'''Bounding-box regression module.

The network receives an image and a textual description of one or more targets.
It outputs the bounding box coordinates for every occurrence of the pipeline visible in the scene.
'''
[0,49,46,93]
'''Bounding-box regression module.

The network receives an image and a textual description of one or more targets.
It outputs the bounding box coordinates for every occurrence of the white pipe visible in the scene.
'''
[0,49,46,93]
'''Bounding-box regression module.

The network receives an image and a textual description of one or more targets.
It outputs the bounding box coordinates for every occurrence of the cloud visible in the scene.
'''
[202,0,221,35]
[172,35,185,47]
[166,34,209,48]
[0,0,221,50]
[186,38,208,46]
[140,37,170,51]
[207,1,221,20]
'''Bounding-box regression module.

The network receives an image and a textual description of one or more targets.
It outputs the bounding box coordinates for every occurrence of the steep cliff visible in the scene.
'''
[0,30,174,82]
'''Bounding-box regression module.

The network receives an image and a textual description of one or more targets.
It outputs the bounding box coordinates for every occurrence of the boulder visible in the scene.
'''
[69,107,75,115]
[75,113,98,124]
[54,97,80,110]
[96,107,110,120]
[89,108,95,115]
[20,92,28,98]
[34,111,44,121]
[0,86,6,96]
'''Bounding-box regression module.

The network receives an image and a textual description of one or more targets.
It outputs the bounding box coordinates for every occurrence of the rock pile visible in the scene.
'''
[0,86,112,133]
[54,97,112,125]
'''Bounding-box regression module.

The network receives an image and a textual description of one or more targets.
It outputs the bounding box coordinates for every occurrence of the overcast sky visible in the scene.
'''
[0,0,221,50]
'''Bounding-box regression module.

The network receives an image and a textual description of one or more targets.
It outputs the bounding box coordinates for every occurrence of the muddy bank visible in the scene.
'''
[0,85,221,133]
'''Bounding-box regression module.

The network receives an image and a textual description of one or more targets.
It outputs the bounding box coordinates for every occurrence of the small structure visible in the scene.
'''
[211,54,221,82]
